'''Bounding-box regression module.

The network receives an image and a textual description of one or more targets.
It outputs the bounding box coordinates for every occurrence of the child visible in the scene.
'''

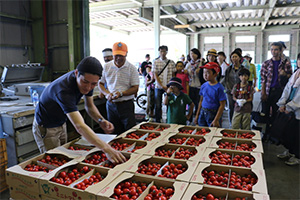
[163,77,194,125]
[194,62,226,127]
[175,61,189,94]
[145,65,155,121]
[231,68,254,130]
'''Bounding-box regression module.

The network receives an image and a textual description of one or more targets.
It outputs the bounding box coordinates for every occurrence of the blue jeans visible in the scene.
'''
[198,108,221,127]
[106,100,136,135]
[155,88,165,122]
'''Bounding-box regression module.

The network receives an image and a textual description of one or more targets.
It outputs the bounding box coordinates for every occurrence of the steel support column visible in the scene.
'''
[68,0,75,70]
[153,0,160,58]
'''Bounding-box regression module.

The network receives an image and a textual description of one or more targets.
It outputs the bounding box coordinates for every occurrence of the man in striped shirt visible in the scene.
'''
[153,45,176,122]
[99,42,139,134]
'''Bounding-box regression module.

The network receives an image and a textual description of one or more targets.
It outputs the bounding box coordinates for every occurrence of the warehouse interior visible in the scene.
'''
[0,0,300,199]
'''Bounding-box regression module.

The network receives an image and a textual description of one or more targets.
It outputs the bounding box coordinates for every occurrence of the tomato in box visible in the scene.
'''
[158,163,187,179]
[228,171,257,191]
[202,169,230,188]
[209,150,232,166]
[83,152,107,165]
[74,172,105,190]
[145,185,174,200]
[155,148,176,158]
[174,148,197,160]
[110,180,148,200]
[50,166,91,186]
[195,128,210,135]
[24,163,50,172]
[137,162,162,176]
[192,193,226,200]
[218,141,236,150]
[185,137,206,146]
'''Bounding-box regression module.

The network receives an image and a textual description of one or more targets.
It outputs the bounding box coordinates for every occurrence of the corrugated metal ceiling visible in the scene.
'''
[89,0,300,34]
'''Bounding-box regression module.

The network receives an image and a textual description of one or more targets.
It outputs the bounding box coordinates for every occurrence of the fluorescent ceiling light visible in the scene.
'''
[214,0,238,4]
[234,22,251,26]
[160,14,177,19]
[231,10,254,14]
[174,24,190,29]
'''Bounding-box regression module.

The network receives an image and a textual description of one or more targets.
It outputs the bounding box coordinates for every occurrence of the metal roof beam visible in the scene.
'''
[90,0,140,13]
[90,15,139,23]
[261,0,277,30]
[162,6,196,32]
[190,17,265,25]
[92,24,130,35]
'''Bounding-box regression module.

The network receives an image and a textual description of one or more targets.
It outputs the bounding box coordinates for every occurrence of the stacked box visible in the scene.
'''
[174,125,217,137]
[108,137,155,154]
[0,138,8,192]
[132,122,178,132]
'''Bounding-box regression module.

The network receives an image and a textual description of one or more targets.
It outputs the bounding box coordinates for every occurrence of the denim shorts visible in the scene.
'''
[198,108,219,127]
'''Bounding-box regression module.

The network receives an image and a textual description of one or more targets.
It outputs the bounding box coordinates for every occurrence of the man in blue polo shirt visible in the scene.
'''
[32,56,126,164]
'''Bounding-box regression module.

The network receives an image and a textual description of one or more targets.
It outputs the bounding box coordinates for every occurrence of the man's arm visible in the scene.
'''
[154,72,167,91]
[99,82,113,101]
[260,63,267,101]
[84,96,114,134]
[67,111,126,163]
[113,85,139,99]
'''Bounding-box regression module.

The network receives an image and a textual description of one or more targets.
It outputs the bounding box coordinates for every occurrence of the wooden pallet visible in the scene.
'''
[0,163,8,192]
[0,139,8,165]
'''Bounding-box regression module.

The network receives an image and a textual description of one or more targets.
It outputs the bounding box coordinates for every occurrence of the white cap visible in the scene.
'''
[244,53,251,58]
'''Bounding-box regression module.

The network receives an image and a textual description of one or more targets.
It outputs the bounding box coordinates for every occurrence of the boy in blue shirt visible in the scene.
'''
[163,77,194,125]
[194,62,227,127]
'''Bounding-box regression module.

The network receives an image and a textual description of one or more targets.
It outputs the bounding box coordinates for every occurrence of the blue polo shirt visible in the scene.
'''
[35,71,93,128]
[199,82,227,110]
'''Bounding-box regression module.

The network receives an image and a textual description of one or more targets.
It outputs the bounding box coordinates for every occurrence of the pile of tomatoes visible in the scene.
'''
[137,162,162,175]
[228,172,257,191]
[218,141,236,150]
[202,170,229,188]
[232,154,255,168]
[236,143,256,151]
[144,132,160,141]
[237,132,255,139]
[195,128,210,135]
[101,158,129,168]
[209,151,232,165]
[140,125,156,130]
[185,137,205,146]
[222,132,236,138]
[179,129,194,134]
[50,166,91,186]
[38,155,69,167]
[192,193,225,200]
[156,126,168,131]
[24,163,50,172]
[68,146,90,151]
[111,180,148,200]
[83,152,107,165]
[174,148,197,160]
[111,142,131,151]
[130,144,145,153]
[155,148,175,158]
[169,137,187,145]
[158,163,186,179]
[74,172,104,190]
[144,185,174,200]
[126,132,160,141]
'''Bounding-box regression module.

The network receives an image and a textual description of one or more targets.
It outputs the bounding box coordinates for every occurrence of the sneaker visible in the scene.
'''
[285,157,300,166]
[277,150,294,159]
[147,118,154,122]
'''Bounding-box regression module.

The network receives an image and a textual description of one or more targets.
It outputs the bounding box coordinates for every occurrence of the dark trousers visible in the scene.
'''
[189,87,200,122]
[106,100,136,135]
[226,93,235,124]
[155,88,165,122]
[262,87,283,136]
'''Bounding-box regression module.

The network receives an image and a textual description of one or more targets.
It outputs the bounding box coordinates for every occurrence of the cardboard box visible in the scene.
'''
[6,152,75,193]
[174,125,217,137]
[162,132,212,149]
[39,161,116,200]
[182,183,269,200]
[190,163,268,194]
[125,155,198,182]
[200,148,264,170]
[132,122,177,132]
[108,138,154,154]
[142,142,204,161]
[214,128,261,140]
[9,186,41,200]
[98,172,188,200]
[49,139,95,157]
[77,149,142,177]
[209,137,264,153]
[115,128,169,144]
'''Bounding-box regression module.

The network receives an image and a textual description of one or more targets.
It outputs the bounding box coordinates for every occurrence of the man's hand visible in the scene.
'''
[99,119,114,134]
[112,91,122,100]
[106,93,113,101]
[210,120,220,128]
[279,106,286,113]
[193,116,198,125]
[99,93,105,99]
[166,87,173,94]
[103,146,126,164]
[279,69,287,76]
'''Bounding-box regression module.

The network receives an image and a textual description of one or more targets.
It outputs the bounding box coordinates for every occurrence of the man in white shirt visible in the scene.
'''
[153,45,176,122]
[99,42,139,134]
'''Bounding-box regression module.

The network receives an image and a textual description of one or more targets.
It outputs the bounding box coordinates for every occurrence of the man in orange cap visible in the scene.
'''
[99,42,139,135]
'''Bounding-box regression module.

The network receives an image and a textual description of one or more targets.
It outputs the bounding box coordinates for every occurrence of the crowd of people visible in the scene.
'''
[138,42,299,166]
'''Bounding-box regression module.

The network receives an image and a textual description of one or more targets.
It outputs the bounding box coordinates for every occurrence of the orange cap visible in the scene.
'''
[112,42,128,56]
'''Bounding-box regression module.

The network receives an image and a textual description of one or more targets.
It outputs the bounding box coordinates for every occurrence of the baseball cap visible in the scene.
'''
[207,49,218,57]
[279,41,286,49]
[167,77,183,90]
[244,53,251,58]
[76,56,102,77]
[113,42,128,56]
[200,62,220,74]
